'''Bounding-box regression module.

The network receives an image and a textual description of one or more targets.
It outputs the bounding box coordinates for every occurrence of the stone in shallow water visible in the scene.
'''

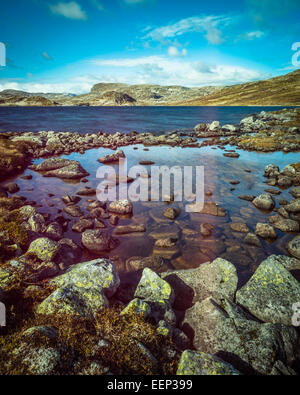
[108,200,133,215]
[163,207,180,220]
[285,199,300,213]
[286,235,300,259]
[126,255,164,271]
[98,150,125,163]
[255,223,277,239]
[72,218,94,233]
[64,205,83,217]
[230,222,250,233]
[81,229,119,253]
[252,193,275,211]
[273,218,299,233]
[113,224,146,235]
[290,186,300,199]
[244,232,262,248]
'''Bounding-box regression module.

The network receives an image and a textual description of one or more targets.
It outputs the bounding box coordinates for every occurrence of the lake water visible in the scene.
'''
[0,106,299,286]
[0,106,294,134]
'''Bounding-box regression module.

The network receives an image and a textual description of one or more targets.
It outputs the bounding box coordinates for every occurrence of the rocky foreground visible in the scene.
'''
[0,107,300,375]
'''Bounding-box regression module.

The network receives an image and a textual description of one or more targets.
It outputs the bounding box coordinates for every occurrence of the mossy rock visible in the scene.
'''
[120,298,151,318]
[177,350,241,375]
[50,258,120,298]
[36,284,108,320]
[134,268,174,306]
[27,238,59,262]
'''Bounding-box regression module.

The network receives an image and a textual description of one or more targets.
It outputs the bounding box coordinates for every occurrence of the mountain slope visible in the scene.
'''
[176,69,300,106]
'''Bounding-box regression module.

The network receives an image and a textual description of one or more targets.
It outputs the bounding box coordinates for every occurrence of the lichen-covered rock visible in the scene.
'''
[253,193,275,211]
[161,258,237,310]
[81,229,119,253]
[36,284,108,320]
[108,200,133,215]
[134,268,174,306]
[27,237,59,262]
[287,235,300,259]
[51,258,120,298]
[177,351,241,375]
[120,298,151,318]
[14,345,61,375]
[236,255,300,325]
[182,297,299,375]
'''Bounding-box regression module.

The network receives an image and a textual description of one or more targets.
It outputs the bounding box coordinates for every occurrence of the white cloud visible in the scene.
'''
[50,2,87,20]
[144,16,231,45]
[91,56,266,86]
[0,55,267,94]
[168,46,179,56]
[168,46,187,57]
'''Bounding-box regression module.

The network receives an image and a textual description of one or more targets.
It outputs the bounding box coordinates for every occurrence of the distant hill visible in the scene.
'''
[177,69,300,106]
[0,70,299,106]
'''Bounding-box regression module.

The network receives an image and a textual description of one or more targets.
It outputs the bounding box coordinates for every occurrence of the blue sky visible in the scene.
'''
[0,0,299,93]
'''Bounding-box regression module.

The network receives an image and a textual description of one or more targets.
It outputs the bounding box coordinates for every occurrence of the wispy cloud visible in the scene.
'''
[90,0,104,11]
[144,15,232,45]
[235,30,265,42]
[42,52,53,61]
[50,2,87,20]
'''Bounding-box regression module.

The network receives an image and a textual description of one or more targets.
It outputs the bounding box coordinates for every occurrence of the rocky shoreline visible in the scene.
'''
[0,107,300,375]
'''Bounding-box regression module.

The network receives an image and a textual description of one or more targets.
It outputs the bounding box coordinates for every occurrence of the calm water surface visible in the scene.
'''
[0,106,295,134]
[3,143,299,285]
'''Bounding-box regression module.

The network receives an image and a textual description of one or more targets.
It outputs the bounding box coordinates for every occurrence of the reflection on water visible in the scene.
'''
[3,144,300,284]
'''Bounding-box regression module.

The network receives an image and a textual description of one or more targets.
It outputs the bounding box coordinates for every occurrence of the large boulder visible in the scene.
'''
[161,258,238,310]
[50,258,120,298]
[27,238,59,262]
[177,350,241,375]
[36,284,108,320]
[31,158,89,179]
[182,297,299,375]
[236,255,300,325]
